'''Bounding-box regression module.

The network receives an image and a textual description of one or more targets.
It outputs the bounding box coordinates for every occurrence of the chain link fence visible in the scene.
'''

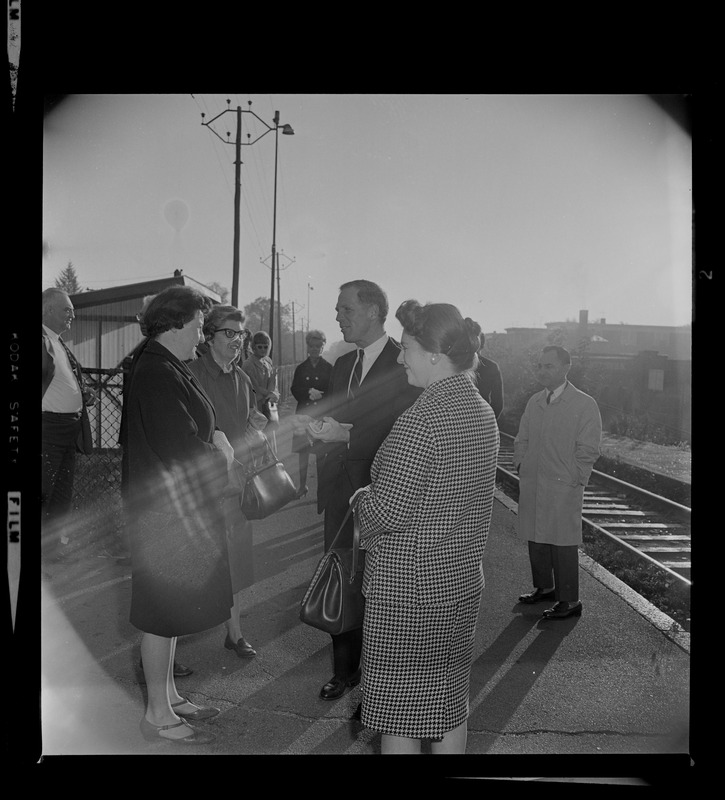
[71,368,126,555]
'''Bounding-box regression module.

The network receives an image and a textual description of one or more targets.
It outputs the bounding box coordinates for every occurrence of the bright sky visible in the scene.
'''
[42,93,692,343]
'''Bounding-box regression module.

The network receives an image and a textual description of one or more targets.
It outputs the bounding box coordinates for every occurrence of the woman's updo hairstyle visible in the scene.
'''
[395,300,481,373]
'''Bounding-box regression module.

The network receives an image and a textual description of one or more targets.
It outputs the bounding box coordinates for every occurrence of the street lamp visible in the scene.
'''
[307,281,314,333]
[201,101,294,318]
[269,110,295,360]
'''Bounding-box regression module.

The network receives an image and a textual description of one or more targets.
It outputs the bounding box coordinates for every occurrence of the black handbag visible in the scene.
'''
[299,501,365,635]
[234,438,297,520]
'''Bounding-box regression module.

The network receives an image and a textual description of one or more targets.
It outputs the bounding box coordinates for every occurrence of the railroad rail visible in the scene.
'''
[496,432,691,587]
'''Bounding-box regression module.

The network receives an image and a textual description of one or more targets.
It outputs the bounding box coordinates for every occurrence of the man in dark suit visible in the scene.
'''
[474,333,504,420]
[42,288,96,561]
[308,280,420,701]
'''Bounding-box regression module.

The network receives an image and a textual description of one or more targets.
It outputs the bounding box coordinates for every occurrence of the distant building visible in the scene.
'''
[493,310,691,361]
[487,310,692,441]
[65,274,222,369]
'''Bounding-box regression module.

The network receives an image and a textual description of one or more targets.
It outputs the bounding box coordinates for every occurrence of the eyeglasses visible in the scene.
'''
[254,344,270,349]
[216,328,245,340]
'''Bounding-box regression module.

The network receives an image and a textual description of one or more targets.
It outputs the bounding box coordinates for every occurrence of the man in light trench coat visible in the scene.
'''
[513,345,602,619]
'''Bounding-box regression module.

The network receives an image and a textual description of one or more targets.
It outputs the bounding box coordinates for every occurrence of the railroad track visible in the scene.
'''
[496,432,691,587]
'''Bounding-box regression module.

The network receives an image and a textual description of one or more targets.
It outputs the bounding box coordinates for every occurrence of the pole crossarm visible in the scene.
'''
[200,100,276,146]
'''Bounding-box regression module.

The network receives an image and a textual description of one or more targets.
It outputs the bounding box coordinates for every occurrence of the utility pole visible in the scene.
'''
[232,106,242,307]
[261,250,294,366]
[201,100,294,314]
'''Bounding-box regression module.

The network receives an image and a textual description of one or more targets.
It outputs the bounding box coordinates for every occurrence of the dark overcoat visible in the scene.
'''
[290,356,333,452]
[122,339,232,636]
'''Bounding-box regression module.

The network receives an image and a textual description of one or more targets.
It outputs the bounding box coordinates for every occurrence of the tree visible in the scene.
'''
[207,281,230,304]
[55,262,82,294]
[243,297,270,333]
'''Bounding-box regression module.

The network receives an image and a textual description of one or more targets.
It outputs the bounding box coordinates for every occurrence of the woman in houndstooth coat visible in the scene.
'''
[354,300,499,754]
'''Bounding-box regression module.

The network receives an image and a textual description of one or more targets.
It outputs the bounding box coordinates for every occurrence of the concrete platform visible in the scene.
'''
[34,450,692,778]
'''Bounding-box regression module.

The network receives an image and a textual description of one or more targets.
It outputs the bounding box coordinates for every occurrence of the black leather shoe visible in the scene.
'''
[542,601,582,619]
[224,634,257,658]
[173,661,194,678]
[139,660,194,679]
[319,669,361,701]
[518,587,556,604]
[171,697,220,721]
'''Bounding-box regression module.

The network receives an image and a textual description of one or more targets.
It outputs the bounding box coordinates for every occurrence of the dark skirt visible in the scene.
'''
[129,507,233,637]
[224,497,254,593]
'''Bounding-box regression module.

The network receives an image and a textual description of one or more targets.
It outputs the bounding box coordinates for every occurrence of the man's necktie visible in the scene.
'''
[546,390,552,404]
[59,337,84,392]
[349,349,364,398]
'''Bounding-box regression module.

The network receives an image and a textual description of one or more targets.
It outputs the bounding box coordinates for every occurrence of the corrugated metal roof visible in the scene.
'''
[69,274,222,308]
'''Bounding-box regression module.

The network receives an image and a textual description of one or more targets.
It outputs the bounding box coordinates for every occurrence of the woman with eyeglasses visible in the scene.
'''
[241,330,280,433]
[188,305,267,660]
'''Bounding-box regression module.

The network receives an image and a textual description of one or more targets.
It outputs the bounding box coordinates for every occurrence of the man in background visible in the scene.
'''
[513,345,602,619]
[42,288,96,562]
[474,332,504,420]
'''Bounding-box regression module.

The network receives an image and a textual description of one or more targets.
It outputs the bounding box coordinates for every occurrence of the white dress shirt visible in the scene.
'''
[43,324,83,413]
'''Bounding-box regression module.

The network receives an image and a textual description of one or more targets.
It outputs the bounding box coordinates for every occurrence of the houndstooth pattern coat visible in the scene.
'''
[355,372,499,738]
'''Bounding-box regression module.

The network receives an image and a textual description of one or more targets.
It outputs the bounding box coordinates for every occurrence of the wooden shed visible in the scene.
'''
[64,273,222,369]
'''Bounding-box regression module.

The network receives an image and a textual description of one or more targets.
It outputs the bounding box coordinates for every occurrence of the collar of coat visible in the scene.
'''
[537,379,571,405]
[417,371,478,401]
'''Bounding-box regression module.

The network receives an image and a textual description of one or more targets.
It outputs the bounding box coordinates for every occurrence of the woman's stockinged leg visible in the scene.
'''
[167,635,185,705]
[140,634,200,741]
[141,633,178,724]
[166,636,207,717]
[381,734,421,754]
[430,721,468,754]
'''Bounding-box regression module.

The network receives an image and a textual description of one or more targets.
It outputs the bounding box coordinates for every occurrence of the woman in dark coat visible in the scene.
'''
[289,329,332,497]
[122,286,235,745]
[354,300,499,754]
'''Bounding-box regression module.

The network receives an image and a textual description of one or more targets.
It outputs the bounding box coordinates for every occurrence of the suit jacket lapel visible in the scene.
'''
[362,338,399,384]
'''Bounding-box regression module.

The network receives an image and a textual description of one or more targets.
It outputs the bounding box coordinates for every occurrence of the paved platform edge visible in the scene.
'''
[493,490,690,655]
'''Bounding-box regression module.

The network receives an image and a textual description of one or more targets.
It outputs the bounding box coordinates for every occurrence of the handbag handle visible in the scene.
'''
[327,495,362,580]
[233,434,278,477]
